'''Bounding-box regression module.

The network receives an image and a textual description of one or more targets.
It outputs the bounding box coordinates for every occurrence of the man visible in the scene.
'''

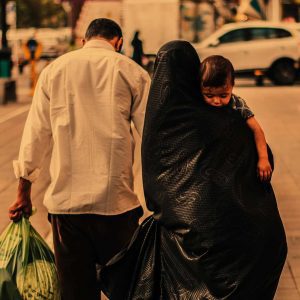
[9,18,151,300]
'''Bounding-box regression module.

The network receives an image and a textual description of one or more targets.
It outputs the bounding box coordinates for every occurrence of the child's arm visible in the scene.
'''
[246,116,272,181]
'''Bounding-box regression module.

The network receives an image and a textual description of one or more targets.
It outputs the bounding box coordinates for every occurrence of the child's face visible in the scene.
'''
[201,84,233,107]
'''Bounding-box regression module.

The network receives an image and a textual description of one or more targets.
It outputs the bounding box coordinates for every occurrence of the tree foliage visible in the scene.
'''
[16,0,67,28]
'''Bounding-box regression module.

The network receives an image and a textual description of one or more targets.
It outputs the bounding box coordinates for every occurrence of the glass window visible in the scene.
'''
[249,28,268,40]
[265,28,292,39]
[267,29,278,39]
[219,29,247,44]
[274,29,292,38]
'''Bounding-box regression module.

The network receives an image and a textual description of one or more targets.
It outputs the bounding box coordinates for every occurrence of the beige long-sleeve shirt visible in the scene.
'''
[13,39,151,215]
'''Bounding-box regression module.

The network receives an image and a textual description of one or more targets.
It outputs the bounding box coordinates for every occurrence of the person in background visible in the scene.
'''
[26,35,38,60]
[200,55,272,181]
[9,18,151,300]
[131,30,144,66]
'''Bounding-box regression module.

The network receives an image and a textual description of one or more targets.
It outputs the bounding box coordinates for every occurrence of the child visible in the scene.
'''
[200,55,272,181]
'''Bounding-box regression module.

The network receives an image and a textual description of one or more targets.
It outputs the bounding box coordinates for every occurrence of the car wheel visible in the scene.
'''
[270,60,296,85]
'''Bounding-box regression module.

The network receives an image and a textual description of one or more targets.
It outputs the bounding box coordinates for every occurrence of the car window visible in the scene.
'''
[219,29,247,44]
[265,28,291,39]
[244,27,292,41]
[273,29,292,38]
[249,28,268,40]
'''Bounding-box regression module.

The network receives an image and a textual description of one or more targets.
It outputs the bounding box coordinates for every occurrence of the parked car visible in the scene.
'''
[285,22,300,37]
[193,21,300,85]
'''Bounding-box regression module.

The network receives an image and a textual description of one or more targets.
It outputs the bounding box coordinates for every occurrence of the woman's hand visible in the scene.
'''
[257,158,273,181]
[9,178,32,222]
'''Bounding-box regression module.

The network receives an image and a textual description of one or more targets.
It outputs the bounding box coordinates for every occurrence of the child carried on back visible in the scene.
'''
[200,55,272,181]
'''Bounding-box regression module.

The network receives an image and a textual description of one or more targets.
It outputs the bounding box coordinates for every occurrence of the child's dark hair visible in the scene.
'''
[200,55,235,87]
[85,18,122,40]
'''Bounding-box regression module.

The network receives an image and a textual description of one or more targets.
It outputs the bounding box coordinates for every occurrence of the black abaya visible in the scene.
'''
[101,41,287,300]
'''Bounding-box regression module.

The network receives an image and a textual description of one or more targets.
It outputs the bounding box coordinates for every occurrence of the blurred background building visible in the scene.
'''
[1,0,300,62]
[71,0,300,55]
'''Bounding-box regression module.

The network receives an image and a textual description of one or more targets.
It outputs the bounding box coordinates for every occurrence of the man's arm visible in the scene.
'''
[246,116,272,181]
[9,178,32,221]
[9,69,52,221]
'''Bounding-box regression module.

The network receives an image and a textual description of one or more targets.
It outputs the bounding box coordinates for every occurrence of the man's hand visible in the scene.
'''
[257,158,273,182]
[9,178,32,222]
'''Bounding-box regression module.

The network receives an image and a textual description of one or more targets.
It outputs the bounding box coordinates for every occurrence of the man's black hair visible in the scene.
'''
[200,55,235,87]
[85,18,122,40]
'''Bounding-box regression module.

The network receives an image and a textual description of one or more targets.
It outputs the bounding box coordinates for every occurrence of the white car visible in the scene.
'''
[193,21,300,85]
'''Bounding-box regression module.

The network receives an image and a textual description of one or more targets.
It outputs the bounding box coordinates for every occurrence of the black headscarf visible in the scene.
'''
[101,41,287,300]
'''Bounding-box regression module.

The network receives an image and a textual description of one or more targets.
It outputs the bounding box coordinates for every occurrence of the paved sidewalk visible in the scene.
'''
[236,85,300,300]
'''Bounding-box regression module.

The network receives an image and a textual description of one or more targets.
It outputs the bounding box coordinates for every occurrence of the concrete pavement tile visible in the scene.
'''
[282,222,300,235]
[284,217,300,224]
[0,151,19,167]
[276,197,300,209]
[101,292,108,300]
[277,266,298,289]
[284,231,300,239]
[283,219,300,228]
[45,231,54,252]
[275,290,300,300]
[276,199,299,207]
[289,259,300,276]
[278,276,298,290]
[0,160,19,178]
[273,181,300,197]
[281,223,300,237]
[276,258,300,298]
[279,210,300,219]
[296,278,300,293]
[273,172,299,183]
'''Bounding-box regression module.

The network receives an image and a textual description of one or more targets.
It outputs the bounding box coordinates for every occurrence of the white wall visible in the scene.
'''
[123,0,179,55]
[266,0,281,22]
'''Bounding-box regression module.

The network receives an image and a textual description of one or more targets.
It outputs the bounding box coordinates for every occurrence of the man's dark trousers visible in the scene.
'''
[49,206,143,300]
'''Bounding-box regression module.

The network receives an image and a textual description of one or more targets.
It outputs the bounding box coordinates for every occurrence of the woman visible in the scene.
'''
[131,31,144,66]
[101,41,287,299]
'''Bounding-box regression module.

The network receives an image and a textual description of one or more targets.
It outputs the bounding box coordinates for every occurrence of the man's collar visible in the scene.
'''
[83,39,115,52]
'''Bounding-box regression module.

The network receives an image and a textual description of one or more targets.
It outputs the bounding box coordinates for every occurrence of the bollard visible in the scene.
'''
[0,48,17,104]
[0,48,11,78]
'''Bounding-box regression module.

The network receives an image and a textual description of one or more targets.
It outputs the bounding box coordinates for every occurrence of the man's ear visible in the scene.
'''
[116,37,123,53]
[82,39,86,46]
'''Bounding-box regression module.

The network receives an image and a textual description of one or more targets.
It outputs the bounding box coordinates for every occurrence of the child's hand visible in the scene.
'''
[257,158,273,181]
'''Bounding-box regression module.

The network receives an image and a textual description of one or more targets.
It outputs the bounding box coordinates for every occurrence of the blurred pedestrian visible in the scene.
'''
[9,18,151,300]
[100,41,287,300]
[131,30,144,66]
[200,55,272,181]
[22,34,43,94]
[26,36,38,60]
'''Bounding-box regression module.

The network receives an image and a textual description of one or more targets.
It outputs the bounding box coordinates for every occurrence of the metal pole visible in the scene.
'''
[179,0,183,39]
[70,0,85,44]
[1,0,8,49]
[192,0,200,43]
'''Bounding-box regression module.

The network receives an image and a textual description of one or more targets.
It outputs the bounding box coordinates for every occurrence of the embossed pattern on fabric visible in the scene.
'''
[100,41,287,300]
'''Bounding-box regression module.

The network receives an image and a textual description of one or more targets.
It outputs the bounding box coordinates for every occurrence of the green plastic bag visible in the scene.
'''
[0,217,60,299]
